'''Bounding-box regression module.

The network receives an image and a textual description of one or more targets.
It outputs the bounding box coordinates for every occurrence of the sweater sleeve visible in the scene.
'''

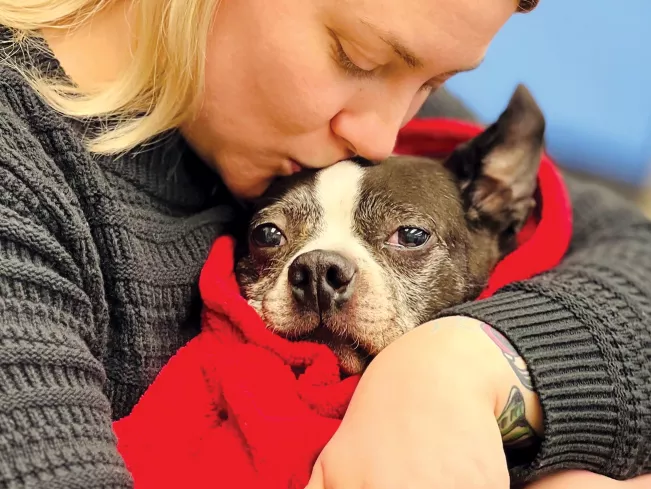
[439,174,651,483]
[0,97,132,487]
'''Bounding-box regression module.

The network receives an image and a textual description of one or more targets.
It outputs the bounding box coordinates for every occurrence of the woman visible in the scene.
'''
[0,0,648,488]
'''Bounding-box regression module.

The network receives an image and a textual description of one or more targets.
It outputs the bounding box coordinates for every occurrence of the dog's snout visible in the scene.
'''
[288,250,357,313]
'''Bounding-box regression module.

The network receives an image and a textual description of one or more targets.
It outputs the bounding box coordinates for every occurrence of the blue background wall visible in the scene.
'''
[445,0,651,186]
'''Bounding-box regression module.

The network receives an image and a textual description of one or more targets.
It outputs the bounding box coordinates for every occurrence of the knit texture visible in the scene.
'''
[0,29,649,488]
[0,29,235,488]
[108,120,572,489]
[439,181,651,482]
[417,94,651,484]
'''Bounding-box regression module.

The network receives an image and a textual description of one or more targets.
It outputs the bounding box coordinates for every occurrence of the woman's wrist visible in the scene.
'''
[392,316,544,449]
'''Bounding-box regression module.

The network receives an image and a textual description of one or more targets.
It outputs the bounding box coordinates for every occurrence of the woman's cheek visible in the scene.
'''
[268,66,358,133]
[402,89,432,127]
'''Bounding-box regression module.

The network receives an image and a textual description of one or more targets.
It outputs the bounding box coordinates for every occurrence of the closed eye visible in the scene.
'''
[329,30,377,80]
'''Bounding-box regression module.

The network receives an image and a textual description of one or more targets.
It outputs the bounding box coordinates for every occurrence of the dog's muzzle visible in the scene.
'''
[288,250,357,314]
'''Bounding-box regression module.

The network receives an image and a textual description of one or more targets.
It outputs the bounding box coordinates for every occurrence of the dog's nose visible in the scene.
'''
[288,250,357,313]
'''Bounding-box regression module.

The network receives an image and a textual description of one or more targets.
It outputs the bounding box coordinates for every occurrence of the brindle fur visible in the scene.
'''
[235,85,545,374]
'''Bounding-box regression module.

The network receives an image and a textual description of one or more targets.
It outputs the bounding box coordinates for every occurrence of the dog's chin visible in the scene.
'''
[304,327,370,377]
[332,344,368,377]
[263,308,373,377]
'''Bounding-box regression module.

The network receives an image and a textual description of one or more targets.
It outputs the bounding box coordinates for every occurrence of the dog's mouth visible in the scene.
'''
[299,326,372,376]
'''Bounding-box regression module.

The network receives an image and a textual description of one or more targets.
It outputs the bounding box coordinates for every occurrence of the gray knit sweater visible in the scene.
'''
[0,31,649,488]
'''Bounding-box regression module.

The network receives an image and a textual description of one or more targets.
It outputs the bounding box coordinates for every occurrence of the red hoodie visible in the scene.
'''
[112,118,573,489]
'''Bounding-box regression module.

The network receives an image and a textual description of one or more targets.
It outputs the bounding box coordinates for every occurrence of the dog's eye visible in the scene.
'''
[387,227,430,249]
[251,224,286,248]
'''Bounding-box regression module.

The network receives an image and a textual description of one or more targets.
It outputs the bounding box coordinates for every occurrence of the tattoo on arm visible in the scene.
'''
[480,322,542,456]
[497,386,541,466]
[497,386,538,448]
[479,322,533,391]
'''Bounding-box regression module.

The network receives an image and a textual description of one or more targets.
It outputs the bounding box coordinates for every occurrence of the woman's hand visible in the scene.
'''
[305,316,537,489]
[305,315,651,488]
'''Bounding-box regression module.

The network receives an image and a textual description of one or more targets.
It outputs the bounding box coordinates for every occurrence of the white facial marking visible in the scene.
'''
[300,160,364,255]
[261,160,396,345]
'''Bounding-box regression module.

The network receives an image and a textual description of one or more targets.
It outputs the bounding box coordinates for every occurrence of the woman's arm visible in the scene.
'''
[419,89,651,482]
[439,174,651,483]
[0,98,133,488]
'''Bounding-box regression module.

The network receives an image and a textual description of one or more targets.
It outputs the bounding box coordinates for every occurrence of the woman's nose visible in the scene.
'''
[330,110,400,161]
[330,90,425,161]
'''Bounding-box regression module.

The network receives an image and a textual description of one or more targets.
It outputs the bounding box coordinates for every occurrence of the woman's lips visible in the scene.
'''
[289,159,304,174]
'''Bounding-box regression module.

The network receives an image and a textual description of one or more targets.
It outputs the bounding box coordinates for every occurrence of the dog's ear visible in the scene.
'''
[444,84,545,235]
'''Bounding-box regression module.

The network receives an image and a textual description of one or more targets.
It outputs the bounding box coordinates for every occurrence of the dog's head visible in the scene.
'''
[236,85,545,375]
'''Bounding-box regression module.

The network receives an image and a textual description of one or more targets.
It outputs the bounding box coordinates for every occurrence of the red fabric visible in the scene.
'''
[112,118,573,489]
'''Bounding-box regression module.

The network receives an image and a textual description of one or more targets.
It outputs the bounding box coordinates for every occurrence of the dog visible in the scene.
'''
[236,84,545,375]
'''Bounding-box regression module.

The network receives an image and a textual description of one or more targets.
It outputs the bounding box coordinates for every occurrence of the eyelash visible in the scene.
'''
[332,37,376,80]
[331,34,442,93]
[419,83,436,94]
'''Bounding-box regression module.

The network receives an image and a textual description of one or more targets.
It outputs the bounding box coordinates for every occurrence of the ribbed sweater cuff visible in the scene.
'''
[438,288,621,483]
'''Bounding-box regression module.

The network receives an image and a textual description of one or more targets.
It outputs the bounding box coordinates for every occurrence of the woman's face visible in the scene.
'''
[181,0,516,198]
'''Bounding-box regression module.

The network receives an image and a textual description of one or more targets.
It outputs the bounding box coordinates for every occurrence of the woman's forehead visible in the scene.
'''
[329,0,514,69]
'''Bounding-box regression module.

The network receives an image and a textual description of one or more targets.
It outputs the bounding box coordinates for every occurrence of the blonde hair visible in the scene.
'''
[0,0,219,154]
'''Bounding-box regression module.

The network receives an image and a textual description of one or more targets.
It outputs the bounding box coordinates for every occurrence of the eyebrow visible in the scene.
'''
[358,18,484,76]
